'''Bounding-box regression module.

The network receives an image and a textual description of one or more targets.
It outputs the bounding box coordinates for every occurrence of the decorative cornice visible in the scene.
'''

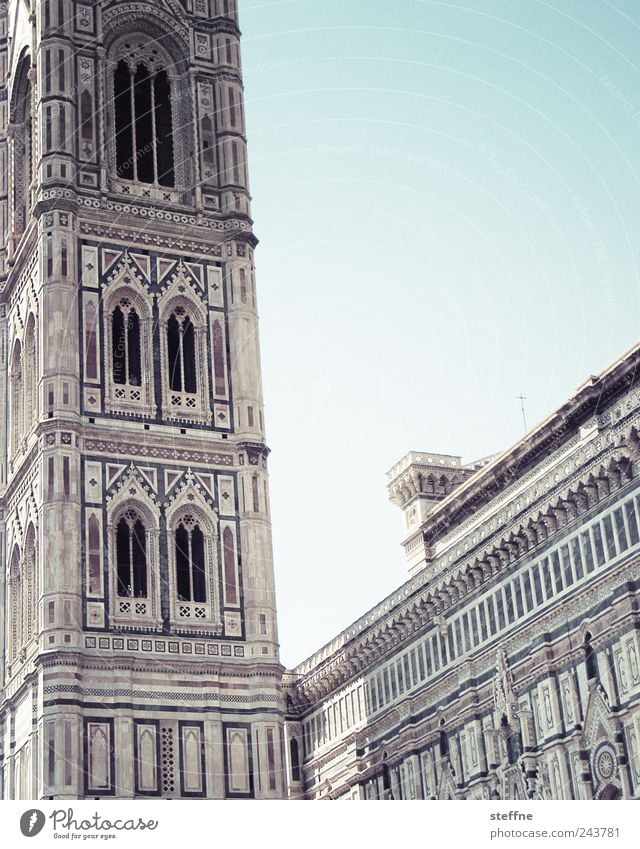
[287,380,640,708]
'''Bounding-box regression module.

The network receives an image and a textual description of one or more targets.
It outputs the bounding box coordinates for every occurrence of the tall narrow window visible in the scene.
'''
[154,70,175,186]
[116,512,147,598]
[114,59,175,186]
[11,341,23,454]
[10,546,22,660]
[167,309,196,393]
[175,516,206,603]
[24,525,37,645]
[112,301,141,386]
[133,64,154,183]
[114,61,134,180]
[584,632,598,681]
[24,315,37,430]
[290,737,301,783]
[12,67,33,240]
[81,90,94,142]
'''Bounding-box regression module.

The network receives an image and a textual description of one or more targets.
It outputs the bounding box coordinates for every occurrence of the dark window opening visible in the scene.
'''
[114,59,175,186]
[167,310,197,393]
[154,70,175,186]
[133,64,154,183]
[127,310,141,384]
[228,87,236,126]
[58,49,65,90]
[584,633,598,681]
[175,519,206,603]
[81,90,93,141]
[439,727,449,757]
[115,61,134,180]
[116,515,147,598]
[45,106,52,151]
[290,738,301,783]
[112,304,141,386]
[112,307,125,384]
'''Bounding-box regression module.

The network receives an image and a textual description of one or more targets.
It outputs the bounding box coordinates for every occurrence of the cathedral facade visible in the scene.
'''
[0,0,286,799]
[284,344,640,801]
[1,0,639,806]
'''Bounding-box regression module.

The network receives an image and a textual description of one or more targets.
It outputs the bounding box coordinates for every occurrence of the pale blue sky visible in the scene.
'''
[238,0,640,667]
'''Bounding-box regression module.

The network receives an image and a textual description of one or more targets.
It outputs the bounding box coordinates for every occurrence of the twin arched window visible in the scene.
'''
[110,506,234,628]
[114,58,175,187]
[106,292,212,422]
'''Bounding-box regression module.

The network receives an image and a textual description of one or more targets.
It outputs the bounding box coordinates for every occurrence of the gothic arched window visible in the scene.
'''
[24,314,37,431]
[24,524,37,646]
[9,545,22,662]
[105,289,155,415]
[112,300,141,387]
[11,59,34,242]
[160,296,210,423]
[167,308,197,394]
[10,340,23,457]
[116,510,148,598]
[114,58,175,187]
[175,514,206,603]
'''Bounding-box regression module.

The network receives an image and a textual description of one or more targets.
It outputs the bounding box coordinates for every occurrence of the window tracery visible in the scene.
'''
[24,525,37,647]
[160,298,211,423]
[116,509,148,600]
[10,340,23,458]
[168,506,220,632]
[175,514,206,604]
[114,57,175,187]
[107,35,192,199]
[108,501,161,628]
[24,314,37,436]
[11,60,34,242]
[104,288,155,416]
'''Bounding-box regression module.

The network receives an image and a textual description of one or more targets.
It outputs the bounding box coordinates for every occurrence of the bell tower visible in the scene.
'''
[0,0,285,799]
